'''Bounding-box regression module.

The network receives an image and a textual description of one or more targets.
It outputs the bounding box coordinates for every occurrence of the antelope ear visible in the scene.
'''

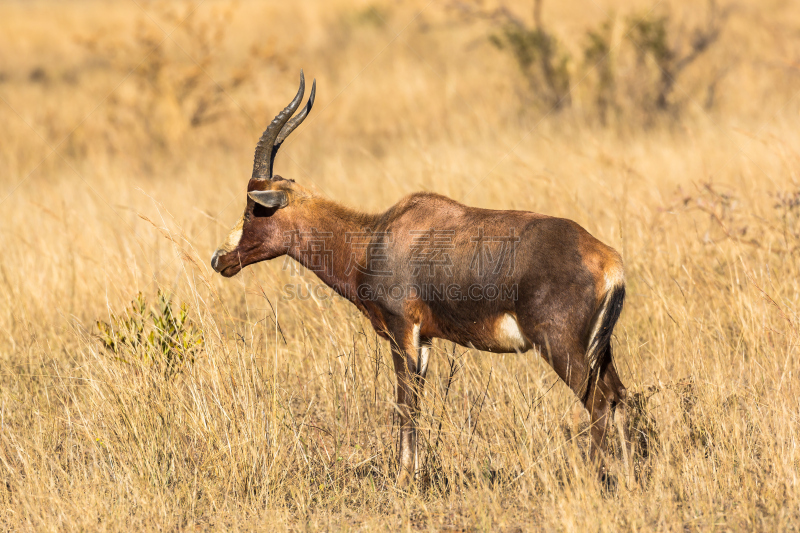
[248,190,288,209]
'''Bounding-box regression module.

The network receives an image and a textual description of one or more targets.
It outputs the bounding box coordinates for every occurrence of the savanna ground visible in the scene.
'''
[1,0,799,530]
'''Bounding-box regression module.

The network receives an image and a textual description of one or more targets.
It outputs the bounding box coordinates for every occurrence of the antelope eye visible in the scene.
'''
[253,203,279,218]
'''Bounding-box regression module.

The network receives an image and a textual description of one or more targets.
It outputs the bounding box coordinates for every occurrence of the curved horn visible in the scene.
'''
[276,79,316,145]
[251,71,305,180]
[269,78,316,178]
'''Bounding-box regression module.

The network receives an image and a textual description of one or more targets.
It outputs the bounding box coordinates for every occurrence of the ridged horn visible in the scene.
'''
[251,71,305,180]
[269,78,316,178]
[276,79,316,145]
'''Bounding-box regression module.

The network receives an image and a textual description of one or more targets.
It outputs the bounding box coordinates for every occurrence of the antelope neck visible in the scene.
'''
[285,198,380,304]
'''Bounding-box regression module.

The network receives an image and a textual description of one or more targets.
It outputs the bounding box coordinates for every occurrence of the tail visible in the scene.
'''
[578,272,626,401]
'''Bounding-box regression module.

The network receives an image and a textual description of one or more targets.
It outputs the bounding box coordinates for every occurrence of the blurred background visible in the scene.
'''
[1,0,800,530]
[2,0,798,312]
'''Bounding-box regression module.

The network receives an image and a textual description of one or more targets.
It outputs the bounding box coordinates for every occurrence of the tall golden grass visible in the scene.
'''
[1,0,800,530]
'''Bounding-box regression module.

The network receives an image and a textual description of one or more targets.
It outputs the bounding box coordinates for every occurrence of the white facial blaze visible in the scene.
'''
[217,217,244,254]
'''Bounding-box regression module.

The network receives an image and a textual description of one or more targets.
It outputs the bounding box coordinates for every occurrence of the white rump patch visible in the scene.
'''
[604,262,625,293]
[581,258,626,397]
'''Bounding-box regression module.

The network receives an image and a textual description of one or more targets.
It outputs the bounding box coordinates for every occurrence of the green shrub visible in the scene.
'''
[488,5,571,111]
[97,291,203,379]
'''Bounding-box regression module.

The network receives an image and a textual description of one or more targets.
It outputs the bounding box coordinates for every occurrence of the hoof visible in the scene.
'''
[599,470,618,494]
[396,468,413,489]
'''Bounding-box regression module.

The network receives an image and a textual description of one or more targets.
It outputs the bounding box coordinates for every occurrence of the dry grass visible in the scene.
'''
[1,0,800,530]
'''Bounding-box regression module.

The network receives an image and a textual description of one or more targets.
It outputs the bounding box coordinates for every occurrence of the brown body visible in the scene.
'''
[211,73,629,486]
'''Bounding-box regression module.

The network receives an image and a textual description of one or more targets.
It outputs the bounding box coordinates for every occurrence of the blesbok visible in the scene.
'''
[211,72,628,486]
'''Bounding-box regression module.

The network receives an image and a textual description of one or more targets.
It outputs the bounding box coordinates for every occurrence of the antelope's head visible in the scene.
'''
[211,71,316,278]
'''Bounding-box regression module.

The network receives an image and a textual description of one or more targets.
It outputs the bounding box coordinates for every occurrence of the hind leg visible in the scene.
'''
[518,320,626,474]
[584,349,628,474]
[517,320,589,403]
